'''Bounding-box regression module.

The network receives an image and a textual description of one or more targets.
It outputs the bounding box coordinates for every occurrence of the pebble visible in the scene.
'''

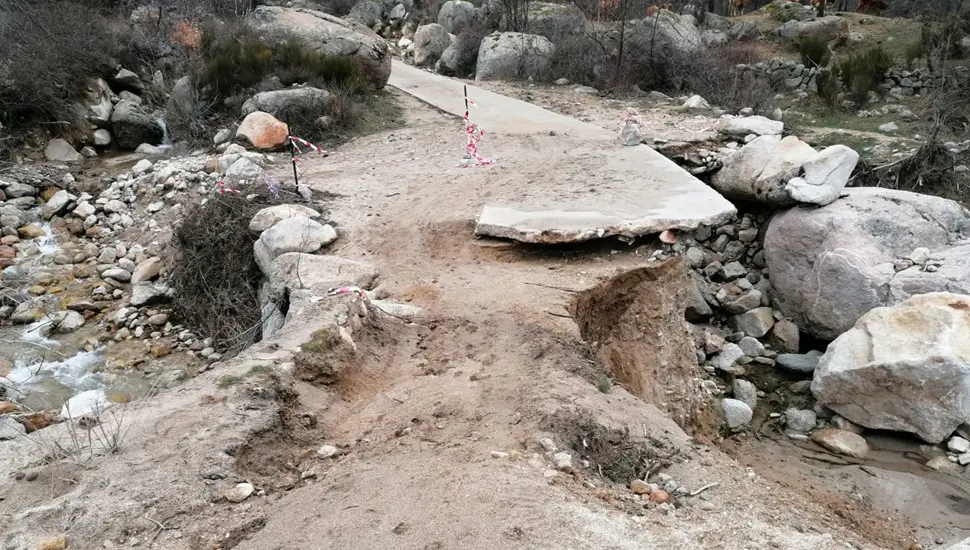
[224,482,255,503]
[948,436,970,454]
[732,379,758,410]
[490,451,509,459]
[784,408,817,433]
[554,451,574,473]
[317,444,340,459]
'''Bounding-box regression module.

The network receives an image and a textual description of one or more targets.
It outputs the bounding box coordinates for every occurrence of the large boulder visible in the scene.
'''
[786,145,859,206]
[165,76,198,142]
[413,23,453,67]
[241,87,331,118]
[438,0,477,33]
[110,100,164,151]
[777,16,849,42]
[236,111,289,151]
[253,216,338,273]
[719,115,784,137]
[764,187,970,340]
[267,253,380,294]
[250,6,391,89]
[812,293,970,444]
[712,136,858,207]
[346,0,384,27]
[250,204,322,234]
[44,139,84,163]
[85,78,114,128]
[476,32,555,81]
[622,10,704,60]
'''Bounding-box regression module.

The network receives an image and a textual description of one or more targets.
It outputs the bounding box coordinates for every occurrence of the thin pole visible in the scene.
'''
[464,84,469,115]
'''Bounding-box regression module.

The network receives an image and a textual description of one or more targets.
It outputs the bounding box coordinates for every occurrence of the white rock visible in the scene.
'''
[786,145,859,206]
[253,217,338,274]
[44,138,84,163]
[132,159,154,175]
[710,343,744,372]
[554,451,574,472]
[317,444,340,458]
[721,398,753,428]
[732,379,758,410]
[949,436,970,454]
[812,292,970,444]
[94,129,112,146]
[720,115,784,137]
[682,95,710,109]
[249,204,322,234]
[224,482,255,503]
[61,390,113,419]
[0,417,27,440]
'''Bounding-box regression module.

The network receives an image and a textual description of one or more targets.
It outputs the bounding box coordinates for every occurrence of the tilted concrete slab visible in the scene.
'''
[388,62,737,243]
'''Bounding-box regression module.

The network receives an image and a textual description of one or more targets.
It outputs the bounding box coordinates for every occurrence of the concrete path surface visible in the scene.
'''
[387,62,737,243]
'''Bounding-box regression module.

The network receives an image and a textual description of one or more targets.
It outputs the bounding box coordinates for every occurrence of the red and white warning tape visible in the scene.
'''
[327,286,367,299]
[216,180,240,195]
[462,98,492,168]
[289,135,327,158]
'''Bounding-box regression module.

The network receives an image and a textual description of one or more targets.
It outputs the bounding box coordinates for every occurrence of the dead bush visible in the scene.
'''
[857,141,970,204]
[441,20,490,77]
[532,13,605,86]
[168,191,290,352]
[0,1,118,135]
[544,412,669,484]
[622,42,780,113]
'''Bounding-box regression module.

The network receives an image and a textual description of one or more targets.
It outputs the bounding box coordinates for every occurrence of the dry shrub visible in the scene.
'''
[532,13,605,86]
[545,412,669,483]
[168,191,288,352]
[0,1,118,132]
[623,42,780,113]
[440,20,490,77]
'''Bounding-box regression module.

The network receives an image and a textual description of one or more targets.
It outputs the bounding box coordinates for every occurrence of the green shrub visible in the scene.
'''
[799,36,831,68]
[816,66,840,108]
[838,45,892,106]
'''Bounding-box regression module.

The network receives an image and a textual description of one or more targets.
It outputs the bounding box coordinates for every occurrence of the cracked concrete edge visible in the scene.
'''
[474,204,738,244]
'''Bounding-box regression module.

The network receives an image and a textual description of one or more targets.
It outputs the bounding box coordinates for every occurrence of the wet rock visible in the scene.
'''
[733,379,758,410]
[722,398,753,428]
[111,99,164,150]
[776,352,821,374]
[224,482,255,503]
[812,293,970,444]
[51,310,85,333]
[60,389,113,419]
[810,428,869,458]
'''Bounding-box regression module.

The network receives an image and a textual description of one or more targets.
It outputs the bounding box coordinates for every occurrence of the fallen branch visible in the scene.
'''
[689,482,719,497]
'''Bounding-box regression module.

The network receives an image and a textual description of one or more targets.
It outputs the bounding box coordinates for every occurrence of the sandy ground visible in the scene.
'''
[0,90,927,550]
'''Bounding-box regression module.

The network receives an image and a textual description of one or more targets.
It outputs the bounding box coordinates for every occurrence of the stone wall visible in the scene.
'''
[735,58,967,98]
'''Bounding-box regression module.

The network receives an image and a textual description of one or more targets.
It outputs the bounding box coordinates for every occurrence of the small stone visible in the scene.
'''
[831,415,863,434]
[776,353,820,374]
[732,379,758,410]
[38,536,68,550]
[317,444,340,458]
[811,428,869,458]
[554,451,574,472]
[224,482,255,503]
[909,247,931,264]
[728,307,775,338]
[717,261,747,280]
[948,436,970,454]
[490,450,509,459]
[630,479,651,494]
[784,408,817,433]
[537,437,557,453]
[789,380,812,394]
[710,343,744,372]
[721,398,753,429]
[878,122,899,133]
[737,336,764,356]
[767,319,799,353]
[132,159,154,175]
[649,489,671,503]
[959,453,970,466]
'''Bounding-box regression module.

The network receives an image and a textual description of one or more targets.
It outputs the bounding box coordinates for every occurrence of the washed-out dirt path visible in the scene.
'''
[233,71,913,549]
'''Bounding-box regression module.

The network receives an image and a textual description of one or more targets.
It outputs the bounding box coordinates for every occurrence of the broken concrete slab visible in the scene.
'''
[473,144,736,243]
[389,62,736,244]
